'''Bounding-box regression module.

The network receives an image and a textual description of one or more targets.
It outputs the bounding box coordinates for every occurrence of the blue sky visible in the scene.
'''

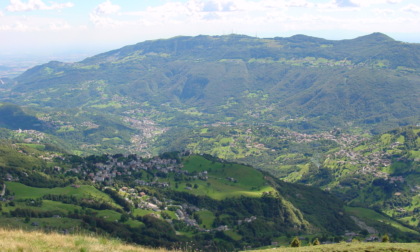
[1,0,420,58]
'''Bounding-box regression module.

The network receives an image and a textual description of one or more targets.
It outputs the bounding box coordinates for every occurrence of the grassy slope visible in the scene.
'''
[6,182,123,212]
[6,182,116,203]
[252,242,420,252]
[0,228,167,252]
[345,207,419,235]
[2,182,138,231]
[171,155,275,200]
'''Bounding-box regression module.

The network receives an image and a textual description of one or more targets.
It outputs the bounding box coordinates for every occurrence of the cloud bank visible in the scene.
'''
[6,0,74,12]
[1,0,419,55]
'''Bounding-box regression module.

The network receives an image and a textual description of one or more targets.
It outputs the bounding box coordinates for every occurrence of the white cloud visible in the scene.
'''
[387,0,402,4]
[90,1,123,27]
[90,14,124,27]
[334,0,404,8]
[118,0,290,26]
[288,0,314,8]
[93,0,121,15]
[48,21,72,31]
[374,8,395,15]
[0,22,31,32]
[6,0,74,12]
[401,4,420,14]
[202,0,238,12]
[1,0,420,57]
[0,13,79,32]
[82,0,420,35]
[335,0,358,8]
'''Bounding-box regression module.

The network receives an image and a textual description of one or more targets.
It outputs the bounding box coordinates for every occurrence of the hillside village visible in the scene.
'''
[11,124,414,186]
[64,153,255,233]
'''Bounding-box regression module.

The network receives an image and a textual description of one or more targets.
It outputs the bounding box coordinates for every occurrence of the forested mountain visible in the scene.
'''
[12,34,420,128]
[0,33,418,156]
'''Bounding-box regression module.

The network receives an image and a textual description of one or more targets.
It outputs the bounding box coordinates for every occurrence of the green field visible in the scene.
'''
[7,182,116,202]
[196,210,215,229]
[178,155,275,199]
[132,208,155,217]
[345,207,419,235]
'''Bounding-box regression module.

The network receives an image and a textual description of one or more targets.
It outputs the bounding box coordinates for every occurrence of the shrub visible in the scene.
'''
[382,234,390,243]
[290,237,301,247]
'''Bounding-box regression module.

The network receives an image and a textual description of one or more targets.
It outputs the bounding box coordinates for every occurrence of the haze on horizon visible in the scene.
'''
[1,0,420,62]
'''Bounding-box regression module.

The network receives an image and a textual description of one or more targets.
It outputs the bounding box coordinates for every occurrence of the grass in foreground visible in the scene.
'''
[0,228,168,252]
[251,242,420,252]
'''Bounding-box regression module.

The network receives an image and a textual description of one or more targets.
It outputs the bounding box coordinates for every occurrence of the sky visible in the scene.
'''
[1,0,420,60]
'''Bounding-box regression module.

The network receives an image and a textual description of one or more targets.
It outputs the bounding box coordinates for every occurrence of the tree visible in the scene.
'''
[382,234,390,243]
[119,213,129,223]
[313,238,320,245]
[290,237,301,247]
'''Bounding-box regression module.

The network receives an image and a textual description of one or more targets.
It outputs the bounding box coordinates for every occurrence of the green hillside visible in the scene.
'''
[321,127,420,228]
[0,33,418,156]
[155,125,420,233]
[2,142,417,250]
[0,33,419,250]
[0,103,44,130]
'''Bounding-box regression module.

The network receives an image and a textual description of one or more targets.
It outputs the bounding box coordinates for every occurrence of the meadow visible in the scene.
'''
[177,155,275,200]
[252,242,420,252]
[0,228,168,252]
[345,207,419,235]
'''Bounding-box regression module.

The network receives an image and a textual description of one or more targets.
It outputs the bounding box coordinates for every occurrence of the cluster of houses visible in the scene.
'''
[175,205,199,227]
[65,153,217,190]
[37,112,72,130]
[122,113,168,155]
[66,155,186,185]
[14,129,47,143]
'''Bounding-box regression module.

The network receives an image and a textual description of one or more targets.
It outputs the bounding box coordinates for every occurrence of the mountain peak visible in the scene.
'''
[354,32,395,43]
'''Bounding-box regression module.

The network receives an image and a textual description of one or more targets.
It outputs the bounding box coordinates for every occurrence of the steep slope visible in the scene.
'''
[155,124,420,234]
[326,127,420,226]
[280,126,420,230]
[0,103,45,130]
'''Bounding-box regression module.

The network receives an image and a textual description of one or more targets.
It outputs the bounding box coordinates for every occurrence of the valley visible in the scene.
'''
[0,33,419,250]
